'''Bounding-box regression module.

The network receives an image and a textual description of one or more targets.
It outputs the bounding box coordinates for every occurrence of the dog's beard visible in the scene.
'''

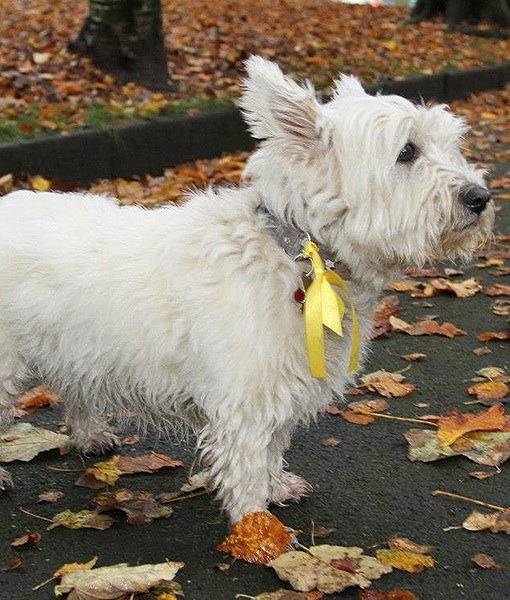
[435,203,495,262]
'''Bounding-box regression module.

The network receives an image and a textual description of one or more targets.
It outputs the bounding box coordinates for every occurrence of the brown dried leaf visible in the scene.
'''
[55,561,184,598]
[322,437,341,447]
[360,371,416,398]
[463,509,510,535]
[387,537,433,555]
[218,512,292,564]
[10,532,41,548]
[76,452,183,487]
[91,489,173,525]
[15,385,60,415]
[469,470,497,480]
[471,553,501,569]
[491,300,510,317]
[371,295,399,339]
[38,489,64,503]
[269,545,392,594]
[0,423,70,463]
[390,316,467,339]
[359,591,418,600]
[53,557,98,579]
[484,284,510,297]
[401,353,426,362]
[478,331,510,342]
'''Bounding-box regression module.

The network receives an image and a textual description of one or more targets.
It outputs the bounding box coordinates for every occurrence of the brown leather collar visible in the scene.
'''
[257,205,352,281]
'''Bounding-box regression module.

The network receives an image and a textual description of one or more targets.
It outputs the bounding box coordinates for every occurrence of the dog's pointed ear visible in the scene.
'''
[333,74,366,99]
[239,56,323,146]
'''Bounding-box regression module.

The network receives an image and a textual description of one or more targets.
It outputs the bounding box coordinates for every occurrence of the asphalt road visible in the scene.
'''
[0,182,508,600]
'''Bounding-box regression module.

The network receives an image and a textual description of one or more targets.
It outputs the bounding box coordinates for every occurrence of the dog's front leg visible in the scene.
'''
[268,426,312,506]
[64,389,120,456]
[198,420,273,523]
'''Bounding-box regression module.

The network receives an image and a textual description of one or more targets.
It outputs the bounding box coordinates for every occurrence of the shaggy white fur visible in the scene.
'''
[0,57,493,523]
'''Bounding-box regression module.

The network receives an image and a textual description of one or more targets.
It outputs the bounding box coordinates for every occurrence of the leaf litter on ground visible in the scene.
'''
[75,451,183,487]
[0,423,70,463]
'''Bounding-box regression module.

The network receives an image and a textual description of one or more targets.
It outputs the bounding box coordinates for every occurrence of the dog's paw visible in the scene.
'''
[270,471,312,505]
[0,466,13,490]
[72,430,121,456]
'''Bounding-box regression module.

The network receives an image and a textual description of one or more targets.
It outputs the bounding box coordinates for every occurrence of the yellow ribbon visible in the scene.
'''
[301,240,360,379]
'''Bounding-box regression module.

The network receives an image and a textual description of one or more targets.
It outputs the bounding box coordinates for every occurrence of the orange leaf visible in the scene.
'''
[15,385,60,414]
[217,512,292,564]
[437,406,508,447]
[468,381,509,401]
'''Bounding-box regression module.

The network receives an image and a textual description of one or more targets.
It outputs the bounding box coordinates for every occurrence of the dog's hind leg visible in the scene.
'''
[62,384,120,456]
[198,415,273,524]
[268,427,312,506]
[0,337,29,489]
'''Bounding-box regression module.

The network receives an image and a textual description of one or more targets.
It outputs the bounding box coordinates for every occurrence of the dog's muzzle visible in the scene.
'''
[459,184,491,215]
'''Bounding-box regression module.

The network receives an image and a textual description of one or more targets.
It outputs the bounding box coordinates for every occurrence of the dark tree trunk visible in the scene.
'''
[70,0,172,91]
[410,0,510,28]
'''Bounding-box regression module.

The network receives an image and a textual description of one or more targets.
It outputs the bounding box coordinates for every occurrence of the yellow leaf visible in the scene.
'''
[376,549,434,573]
[481,112,497,120]
[382,40,397,51]
[53,557,98,579]
[30,175,51,192]
[86,456,122,485]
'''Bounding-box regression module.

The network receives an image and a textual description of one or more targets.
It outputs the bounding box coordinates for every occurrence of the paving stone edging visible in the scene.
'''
[1,62,509,184]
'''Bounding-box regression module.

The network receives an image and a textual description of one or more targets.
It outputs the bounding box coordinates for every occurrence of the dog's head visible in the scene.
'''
[240,56,494,276]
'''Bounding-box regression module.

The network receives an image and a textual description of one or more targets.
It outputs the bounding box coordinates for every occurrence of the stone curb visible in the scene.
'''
[1,62,509,184]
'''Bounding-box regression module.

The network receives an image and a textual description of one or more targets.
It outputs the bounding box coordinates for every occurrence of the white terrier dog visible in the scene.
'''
[0,57,493,523]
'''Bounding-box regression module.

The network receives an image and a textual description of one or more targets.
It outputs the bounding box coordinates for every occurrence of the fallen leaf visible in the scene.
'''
[91,489,173,525]
[468,381,509,401]
[491,300,510,316]
[404,268,442,278]
[484,284,510,297]
[120,434,140,446]
[463,509,510,535]
[405,429,510,466]
[471,553,501,569]
[10,532,41,548]
[473,347,492,356]
[322,437,341,447]
[469,470,497,479]
[38,489,64,503]
[180,469,211,492]
[55,561,184,598]
[387,537,433,555]
[0,173,14,194]
[312,525,337,539]
[33,52,50,64]
[359,591,418,600]
[390,316,467,339]
[437,406,508,447]
[444,268,464,277]
[15,385,60,415]
[348,399,390,413]
[360,371,416,398]
[30,175,51,192]
[7,558,23,570]
[48,509,114,531]
[53,557,98,579]
[424,278,481,298]
[400,353,426,362]
[76,452,183,487]
[0,423,70,463]
[478,331,510,342]
[371,296,400,339]
[340,411,375,425]
[218,512,292,564]
[270,545,391,594]
[375,549,434,573]
[251,591,324,600]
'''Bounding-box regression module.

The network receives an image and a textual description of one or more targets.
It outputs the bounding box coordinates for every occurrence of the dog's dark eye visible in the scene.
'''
[397,142,418,163]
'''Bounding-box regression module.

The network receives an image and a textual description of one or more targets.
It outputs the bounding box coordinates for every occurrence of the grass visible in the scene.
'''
[0,96,234,145]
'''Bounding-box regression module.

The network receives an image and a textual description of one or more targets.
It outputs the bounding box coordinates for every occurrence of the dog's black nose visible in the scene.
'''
[459,185,491,214]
